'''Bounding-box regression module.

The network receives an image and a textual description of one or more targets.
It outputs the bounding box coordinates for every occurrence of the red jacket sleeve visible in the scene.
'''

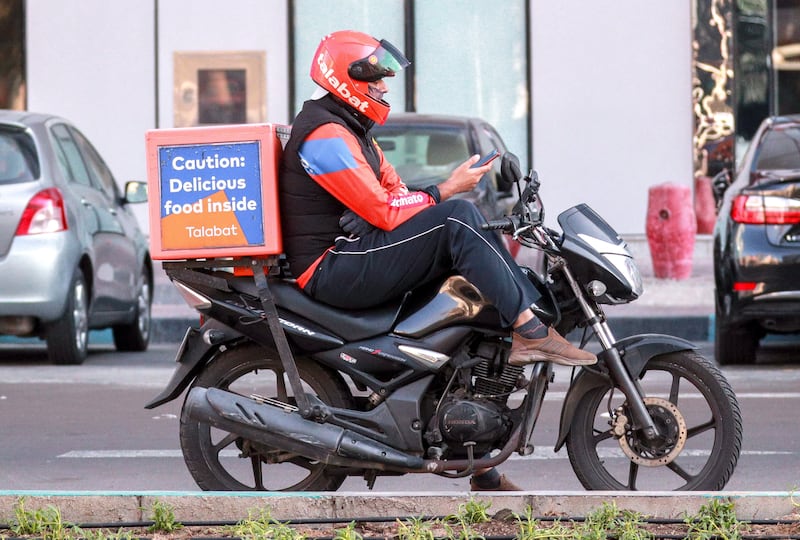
[298,123,436,230]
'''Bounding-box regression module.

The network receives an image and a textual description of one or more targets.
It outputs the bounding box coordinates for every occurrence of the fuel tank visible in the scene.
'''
[394,272,557,339]
[394,276,492,338]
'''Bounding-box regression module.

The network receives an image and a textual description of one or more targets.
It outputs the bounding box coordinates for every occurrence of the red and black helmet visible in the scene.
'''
[310,30,410,124]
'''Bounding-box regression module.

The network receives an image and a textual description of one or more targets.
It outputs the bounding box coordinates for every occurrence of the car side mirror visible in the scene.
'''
[711,169,731,209]
[499,153,521,191]
[124,180,148,204]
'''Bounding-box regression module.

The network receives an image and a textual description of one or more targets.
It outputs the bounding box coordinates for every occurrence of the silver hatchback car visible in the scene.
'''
[0,110,151,364]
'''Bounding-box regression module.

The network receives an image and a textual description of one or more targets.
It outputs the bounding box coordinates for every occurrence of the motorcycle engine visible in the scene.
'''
[423,343,520,459]
[438,398,509,445]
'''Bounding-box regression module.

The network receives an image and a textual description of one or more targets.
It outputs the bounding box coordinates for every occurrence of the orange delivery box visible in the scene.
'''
[145,124,288,260]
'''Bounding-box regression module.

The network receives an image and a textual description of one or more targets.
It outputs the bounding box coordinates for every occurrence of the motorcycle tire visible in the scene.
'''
[566,350,742,491]
[180,342,353,491]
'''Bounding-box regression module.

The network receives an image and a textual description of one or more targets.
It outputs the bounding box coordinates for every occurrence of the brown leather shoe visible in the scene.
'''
[509,327,597,366]
[470,474,522,491]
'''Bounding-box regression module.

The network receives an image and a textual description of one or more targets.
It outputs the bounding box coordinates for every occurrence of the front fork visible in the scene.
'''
[550,258,659,440]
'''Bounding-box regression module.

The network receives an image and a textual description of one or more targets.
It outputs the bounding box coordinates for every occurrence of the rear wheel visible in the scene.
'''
[46,269,89,365]
[566,350,742,490]
[180,342,352,491]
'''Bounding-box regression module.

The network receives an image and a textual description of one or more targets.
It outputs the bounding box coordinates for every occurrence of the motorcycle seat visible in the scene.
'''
[226,276,401,341]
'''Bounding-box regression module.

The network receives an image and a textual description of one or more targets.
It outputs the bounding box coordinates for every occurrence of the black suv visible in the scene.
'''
[713,114,800,365]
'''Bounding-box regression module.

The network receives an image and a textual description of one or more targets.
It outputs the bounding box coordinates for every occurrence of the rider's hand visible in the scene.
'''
[436,155,491,201]
[339,209,376,237]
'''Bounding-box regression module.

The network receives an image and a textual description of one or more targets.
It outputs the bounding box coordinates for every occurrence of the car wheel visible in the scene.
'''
[46,269,89,365]
[112,268,152,352]
[715,309,759,365]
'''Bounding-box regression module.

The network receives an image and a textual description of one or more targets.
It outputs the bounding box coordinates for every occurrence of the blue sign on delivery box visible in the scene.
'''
[145,124,286,260]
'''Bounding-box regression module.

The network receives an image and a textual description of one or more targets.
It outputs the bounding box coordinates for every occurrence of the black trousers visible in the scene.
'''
[306,199,541,328]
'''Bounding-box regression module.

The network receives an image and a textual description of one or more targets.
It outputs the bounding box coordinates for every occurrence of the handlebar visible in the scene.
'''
[482,217,515,232]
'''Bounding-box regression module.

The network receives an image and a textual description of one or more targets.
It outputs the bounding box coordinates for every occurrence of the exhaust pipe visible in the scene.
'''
[183,387,424,471]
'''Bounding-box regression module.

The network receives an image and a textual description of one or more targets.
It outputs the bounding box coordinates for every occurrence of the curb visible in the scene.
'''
[0,491,797,523]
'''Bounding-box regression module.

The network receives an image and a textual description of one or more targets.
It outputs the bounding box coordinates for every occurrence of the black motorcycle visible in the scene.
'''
[146,153,742,492]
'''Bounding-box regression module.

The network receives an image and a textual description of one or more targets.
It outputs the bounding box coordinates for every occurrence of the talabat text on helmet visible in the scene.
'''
[316,53,371,114]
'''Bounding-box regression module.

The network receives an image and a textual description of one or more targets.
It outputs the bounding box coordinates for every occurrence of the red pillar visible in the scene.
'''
[646,183,697,280]
[694,175,716,234]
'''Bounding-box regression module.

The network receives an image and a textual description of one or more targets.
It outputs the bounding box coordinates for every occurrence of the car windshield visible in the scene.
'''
[374,126,469,188]
[0,129,39,184]
[754,126,800,172]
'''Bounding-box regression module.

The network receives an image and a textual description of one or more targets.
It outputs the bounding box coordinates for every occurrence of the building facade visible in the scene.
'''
[3,0,736,235]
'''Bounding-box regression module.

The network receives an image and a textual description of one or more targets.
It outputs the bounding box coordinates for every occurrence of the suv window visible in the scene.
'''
[476,123,507,192]
[0,129,39,184]
[754,127,800,171]
[374,126,469,188]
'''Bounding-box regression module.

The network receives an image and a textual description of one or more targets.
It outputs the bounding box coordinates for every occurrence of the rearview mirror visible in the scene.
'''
[499,153,521,191]
[124,180,148,204]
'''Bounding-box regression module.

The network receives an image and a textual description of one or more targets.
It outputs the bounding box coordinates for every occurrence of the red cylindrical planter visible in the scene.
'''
[694,175,716,234]
[646,183,697,280]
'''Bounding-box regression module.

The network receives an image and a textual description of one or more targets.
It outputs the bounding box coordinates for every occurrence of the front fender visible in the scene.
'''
[144,320,242,409]
[554,333,696,450]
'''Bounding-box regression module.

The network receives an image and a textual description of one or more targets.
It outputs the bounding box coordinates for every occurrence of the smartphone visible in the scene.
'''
[471,149,500,168]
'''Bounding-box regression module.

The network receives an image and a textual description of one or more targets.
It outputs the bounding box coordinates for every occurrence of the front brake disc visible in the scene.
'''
[617,396,687,467]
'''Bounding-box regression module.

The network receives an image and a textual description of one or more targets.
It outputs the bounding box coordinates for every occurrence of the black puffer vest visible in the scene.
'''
[279,95,381,276]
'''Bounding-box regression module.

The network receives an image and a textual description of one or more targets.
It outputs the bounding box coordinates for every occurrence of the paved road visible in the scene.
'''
[0,341,797,492]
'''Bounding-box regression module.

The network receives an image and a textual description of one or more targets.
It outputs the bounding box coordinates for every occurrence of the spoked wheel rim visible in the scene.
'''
[567,352,741,491]
[180,345,350,491]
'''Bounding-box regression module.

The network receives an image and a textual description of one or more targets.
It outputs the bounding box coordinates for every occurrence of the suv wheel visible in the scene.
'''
[46,269,89,365]
[715,307,759,365]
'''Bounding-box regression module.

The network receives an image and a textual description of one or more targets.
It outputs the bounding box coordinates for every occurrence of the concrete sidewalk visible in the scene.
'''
[148,234,716,344]
[1,491,798,524]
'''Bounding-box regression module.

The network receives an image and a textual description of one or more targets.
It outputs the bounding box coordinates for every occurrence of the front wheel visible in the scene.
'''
[566,350,742,490]
[180,342,352,491]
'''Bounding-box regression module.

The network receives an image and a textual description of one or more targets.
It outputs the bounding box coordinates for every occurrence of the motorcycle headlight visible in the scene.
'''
[604,253,644,298]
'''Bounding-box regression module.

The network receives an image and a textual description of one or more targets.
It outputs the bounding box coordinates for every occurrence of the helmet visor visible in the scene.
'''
[348,39,410,82]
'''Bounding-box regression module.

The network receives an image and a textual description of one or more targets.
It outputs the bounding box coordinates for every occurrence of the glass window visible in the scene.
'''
[754,126,800,171]
[774,0,800,115]
[197,69,247,124]
[290,0,529,162]
[374,125,470,188]
[291,1,406,118]
[70,127,120,199]
[733,1,771,143]
[51,124,93,187]
[475,122,509,192]
[0,129,37,184]
[414,0,528,165]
